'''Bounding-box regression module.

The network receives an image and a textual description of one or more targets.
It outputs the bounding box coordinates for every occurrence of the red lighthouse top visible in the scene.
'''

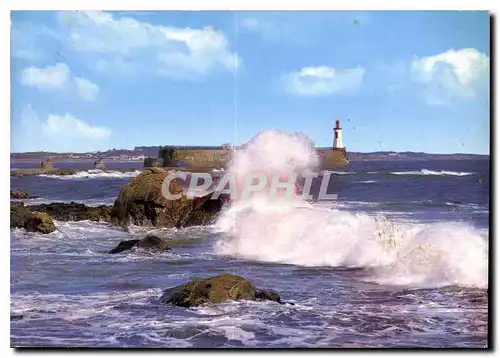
[335,120,341,129]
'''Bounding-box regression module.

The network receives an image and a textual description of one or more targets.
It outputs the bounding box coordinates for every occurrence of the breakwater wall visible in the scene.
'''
[145,146,348,169]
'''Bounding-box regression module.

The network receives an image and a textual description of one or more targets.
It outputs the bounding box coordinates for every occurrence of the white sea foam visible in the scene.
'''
[39,169,142,180]
[326,171,356,175]
[214,130,489,289]
[390,169,475,176]
[13,197,117,206]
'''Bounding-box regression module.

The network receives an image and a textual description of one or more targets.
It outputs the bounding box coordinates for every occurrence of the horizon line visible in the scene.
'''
[10,149,490,156]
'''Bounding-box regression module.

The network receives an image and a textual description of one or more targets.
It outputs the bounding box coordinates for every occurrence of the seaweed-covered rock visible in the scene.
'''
[28,202,113,222]
[160,274,281,308]
[11,203,56,234]
[110,168,226,228]
[10,190,38,199]
[108,235,172,254]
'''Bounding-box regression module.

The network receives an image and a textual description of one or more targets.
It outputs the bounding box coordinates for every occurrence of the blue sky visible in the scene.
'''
[11,11,490,154]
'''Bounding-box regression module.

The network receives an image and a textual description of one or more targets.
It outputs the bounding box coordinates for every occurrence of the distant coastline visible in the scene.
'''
[10,148,489,165]
[10,158,144,164]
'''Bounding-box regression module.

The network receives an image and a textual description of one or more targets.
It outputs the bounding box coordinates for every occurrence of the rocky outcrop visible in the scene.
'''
[110,168,226,228]
[40,158,53,169]
[159,274,281,308]
[11,203,56,234]
[108,239,140,254]
[27,202,114,222]
[108,235,172,254]
[10,190,38,199]
[93,159,106,170]
[143,157,164,168]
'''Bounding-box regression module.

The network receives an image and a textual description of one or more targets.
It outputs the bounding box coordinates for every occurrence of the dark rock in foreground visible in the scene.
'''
[11,203,56,234]
[111,167,227,229]
[11,314,24,321]
[108,235,172,254]
[160,274,281,308]
[27,202,114,222]
[108,239,140,254]
[10,190,38,199]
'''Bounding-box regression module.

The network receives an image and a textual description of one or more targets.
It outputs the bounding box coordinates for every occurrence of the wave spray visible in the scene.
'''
[214,130,488,288]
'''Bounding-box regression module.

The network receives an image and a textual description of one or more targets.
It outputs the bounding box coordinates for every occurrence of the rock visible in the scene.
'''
[136,235,172,251]
[94,159,106,170]
[159,274,281,308]
[108,235,172,254]
[11,203,56,234]
[40,158,53,169]
[11,314,24,321]
[108,239,141,254]
[110,168,226,228]
[27,202,114,222]
[143,157,164,168]
[10,190,38,199]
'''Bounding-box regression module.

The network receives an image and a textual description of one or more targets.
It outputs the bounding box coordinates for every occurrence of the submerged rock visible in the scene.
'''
[11,314,24,321]
[160,274,281,308]
[10,190,38,199]
[108,239,141,254]
[108,235,172,254]
[110,167,226,228]
[11,203,56,234]
[27,202,114,222]
[135,235,172,251]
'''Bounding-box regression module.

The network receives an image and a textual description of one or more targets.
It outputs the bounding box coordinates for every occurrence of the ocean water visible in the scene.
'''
[10,145,489,348]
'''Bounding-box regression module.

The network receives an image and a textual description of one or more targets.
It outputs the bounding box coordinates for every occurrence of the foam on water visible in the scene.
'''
[12,219,488,347]
[39,169,142,180]
[390,169,475,176]
[11,197,118,206]
[326,171,356,175]
[214,130,489,289]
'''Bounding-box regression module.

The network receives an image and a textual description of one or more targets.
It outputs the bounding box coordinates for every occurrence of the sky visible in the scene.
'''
[10,11,490,154]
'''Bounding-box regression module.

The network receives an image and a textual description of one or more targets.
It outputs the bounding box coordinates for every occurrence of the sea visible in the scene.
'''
[10,150,489,348]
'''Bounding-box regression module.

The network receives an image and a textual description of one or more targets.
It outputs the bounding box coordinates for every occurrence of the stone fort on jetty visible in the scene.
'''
[144,121,349,169]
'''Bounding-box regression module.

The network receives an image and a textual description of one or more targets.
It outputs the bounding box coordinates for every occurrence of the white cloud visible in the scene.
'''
[42,113,111,139]
[21,63,70,89]
[411,48,489,105]
[20,62,99,101]
[13,106,111,153]
[282,66,365,97]
[56,11,239,79]
[74,77,100,101]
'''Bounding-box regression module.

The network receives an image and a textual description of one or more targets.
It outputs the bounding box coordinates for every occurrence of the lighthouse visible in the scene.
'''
[333,120,344,149]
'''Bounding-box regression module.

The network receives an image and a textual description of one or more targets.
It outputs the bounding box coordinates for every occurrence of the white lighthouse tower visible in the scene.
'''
[333,120,344,149]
